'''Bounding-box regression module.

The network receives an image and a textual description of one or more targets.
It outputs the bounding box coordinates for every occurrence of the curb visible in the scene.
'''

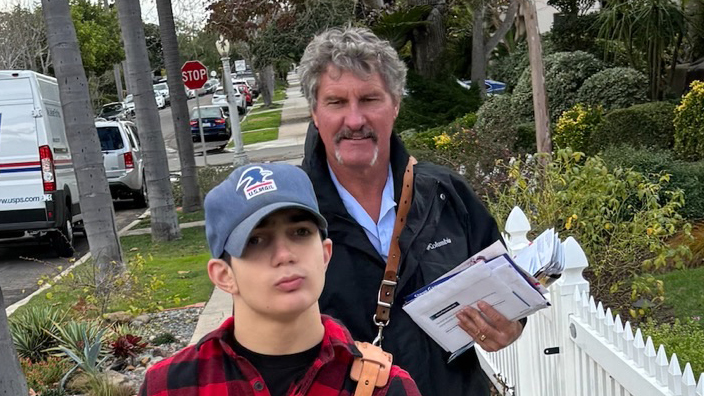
[5,210,149,317]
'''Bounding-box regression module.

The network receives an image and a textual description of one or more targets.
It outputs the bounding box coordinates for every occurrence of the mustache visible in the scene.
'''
[333,126,377,144]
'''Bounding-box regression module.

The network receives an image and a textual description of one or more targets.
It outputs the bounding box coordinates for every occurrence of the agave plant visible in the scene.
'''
[53,326,110,389]
[9,306,67,362]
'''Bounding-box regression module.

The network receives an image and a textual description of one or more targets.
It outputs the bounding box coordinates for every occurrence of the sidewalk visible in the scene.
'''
[189,71,310,344]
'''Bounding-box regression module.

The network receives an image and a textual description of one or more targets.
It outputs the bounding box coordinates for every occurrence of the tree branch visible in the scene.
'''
[484,0,518,59]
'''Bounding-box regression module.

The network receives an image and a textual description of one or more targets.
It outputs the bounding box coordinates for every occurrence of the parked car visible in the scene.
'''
[123,92,164,112]
[198,78,220,95]
[190,105,231,151]
[456,79,507,95]
[99,102,133,121]
[0,70,81,257]
[236,72,259,96]
[152,82,170,105]
[154,91,165,109]
[96,120,147,207]
[211,86,246,115]
[123,94,135,112]
[232,79,253,106]
[185,87,196,99]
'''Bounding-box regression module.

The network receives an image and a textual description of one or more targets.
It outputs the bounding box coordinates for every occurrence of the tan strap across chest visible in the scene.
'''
[374,156,417,326]
[350,341,393,396]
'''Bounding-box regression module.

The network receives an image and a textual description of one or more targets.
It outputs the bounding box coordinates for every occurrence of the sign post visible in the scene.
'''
[234,60,246,73]
[181,61,209,165]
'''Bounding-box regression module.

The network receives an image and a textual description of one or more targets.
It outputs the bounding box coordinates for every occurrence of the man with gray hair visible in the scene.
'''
[299,26,525,396]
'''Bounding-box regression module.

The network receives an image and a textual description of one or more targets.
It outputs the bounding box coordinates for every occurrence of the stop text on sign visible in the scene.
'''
[182,69,206,81]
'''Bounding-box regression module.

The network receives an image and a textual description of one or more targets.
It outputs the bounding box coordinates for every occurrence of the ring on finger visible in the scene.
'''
[479,334,487,342]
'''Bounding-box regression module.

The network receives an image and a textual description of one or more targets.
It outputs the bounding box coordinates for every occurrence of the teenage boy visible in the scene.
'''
[139,163,421,396]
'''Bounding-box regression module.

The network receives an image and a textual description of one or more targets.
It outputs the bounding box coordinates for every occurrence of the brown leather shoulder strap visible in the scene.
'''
[350,341,393,396]
[373,156,417,339]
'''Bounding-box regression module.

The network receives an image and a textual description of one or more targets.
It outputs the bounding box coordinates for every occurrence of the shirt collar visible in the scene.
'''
[327,162,396,231]
[196,315,360,362]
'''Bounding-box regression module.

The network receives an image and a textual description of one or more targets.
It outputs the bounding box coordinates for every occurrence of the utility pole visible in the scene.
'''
[520,0,551,154]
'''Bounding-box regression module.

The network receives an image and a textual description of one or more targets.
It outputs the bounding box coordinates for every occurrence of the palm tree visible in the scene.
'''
[597,0,686,99]
[0,286,28,395]
[155,0,201,213]
[42,0,124,281]
[116,0,181,241]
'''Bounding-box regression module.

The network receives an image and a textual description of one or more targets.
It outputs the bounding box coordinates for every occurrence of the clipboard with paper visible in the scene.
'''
[402,236,561,359]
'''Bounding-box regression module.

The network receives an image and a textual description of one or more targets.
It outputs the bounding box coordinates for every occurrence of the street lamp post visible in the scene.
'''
[215,36,248,167]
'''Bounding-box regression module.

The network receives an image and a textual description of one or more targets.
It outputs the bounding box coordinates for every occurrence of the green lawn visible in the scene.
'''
[10,227,213,318]
[657,266,704,325]
[250,103,283,114]
[227,128,279,149]
[134,210,205,229]
[273,87,286,102]
[241,111,282,132]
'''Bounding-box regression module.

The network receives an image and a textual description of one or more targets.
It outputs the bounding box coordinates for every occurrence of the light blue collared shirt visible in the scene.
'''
[328,163,397,261]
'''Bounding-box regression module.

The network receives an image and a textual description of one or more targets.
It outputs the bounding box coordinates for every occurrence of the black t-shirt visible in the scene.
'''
[232,337,322,396]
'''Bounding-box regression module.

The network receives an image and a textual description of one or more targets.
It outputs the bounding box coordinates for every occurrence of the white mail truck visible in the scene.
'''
[0,70,81,257]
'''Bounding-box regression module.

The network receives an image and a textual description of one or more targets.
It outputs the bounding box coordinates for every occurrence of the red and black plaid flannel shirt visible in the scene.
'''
[139,315,421,396]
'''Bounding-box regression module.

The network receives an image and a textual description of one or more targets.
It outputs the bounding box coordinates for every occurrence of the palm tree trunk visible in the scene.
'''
[117,0,181,241]
[42,0,124,282]
[259,65,275,107]
[0,286,29,395]
[155,0,202,213]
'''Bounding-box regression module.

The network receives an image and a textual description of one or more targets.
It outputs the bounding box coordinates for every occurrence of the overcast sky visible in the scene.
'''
[0,0,209,29]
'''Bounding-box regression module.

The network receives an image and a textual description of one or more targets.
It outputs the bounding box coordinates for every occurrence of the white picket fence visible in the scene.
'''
[476,206,704,396]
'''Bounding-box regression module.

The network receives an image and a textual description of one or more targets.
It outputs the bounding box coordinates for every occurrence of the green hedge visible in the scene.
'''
[577,67,649,111]
[512,51,605,122]
[394,72,482,134]
[601,145,704,219]
[590,102,676,153]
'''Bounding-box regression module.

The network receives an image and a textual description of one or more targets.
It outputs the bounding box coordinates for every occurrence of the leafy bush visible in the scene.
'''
[601,145,704,220]
[172,165,234,208]
[490,38,558,93]
[10,307,67,362]
[490,42,530,92]
[403,99,533,197]
[674,80,704,160]
[84,374,135,396]
[512,51,605,121]
[48,321,108,370]
[641,318,704,375]
[394,72,482,133]
[577,67,649,111]
[554,103,604,152]
[151,332,178,346]
[20,357,72,393]
[590,102,677,153]
[549,13,601,53]
[109,335,148,360]
[486,149,691,316]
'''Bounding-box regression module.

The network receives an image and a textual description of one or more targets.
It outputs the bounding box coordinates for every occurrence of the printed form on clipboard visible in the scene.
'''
[402,240,551,361]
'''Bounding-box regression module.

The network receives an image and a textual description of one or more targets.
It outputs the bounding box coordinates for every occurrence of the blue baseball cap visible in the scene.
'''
[204,163,328,258]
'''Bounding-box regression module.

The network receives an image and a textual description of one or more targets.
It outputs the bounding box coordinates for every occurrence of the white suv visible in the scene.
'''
[96,120,147,207]
[211,86,246,115]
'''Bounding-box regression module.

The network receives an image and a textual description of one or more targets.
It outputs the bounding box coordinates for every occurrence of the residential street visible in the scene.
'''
[0,201,144,308]
[1,72,311,309]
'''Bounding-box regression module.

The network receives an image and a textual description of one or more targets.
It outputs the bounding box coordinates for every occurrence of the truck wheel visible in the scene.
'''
[134,179,148,208]
[51,205,74,258]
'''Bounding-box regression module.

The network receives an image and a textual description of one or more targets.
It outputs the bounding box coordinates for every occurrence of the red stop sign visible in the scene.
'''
[181,60,208,89]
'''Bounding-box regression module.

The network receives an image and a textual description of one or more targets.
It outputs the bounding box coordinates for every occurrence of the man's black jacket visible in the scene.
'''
[301,125,502,396]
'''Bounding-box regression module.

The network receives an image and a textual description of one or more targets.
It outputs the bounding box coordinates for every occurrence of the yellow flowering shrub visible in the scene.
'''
[487,149,691,319]
[674,80,704,160]
[554,103,604,153]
